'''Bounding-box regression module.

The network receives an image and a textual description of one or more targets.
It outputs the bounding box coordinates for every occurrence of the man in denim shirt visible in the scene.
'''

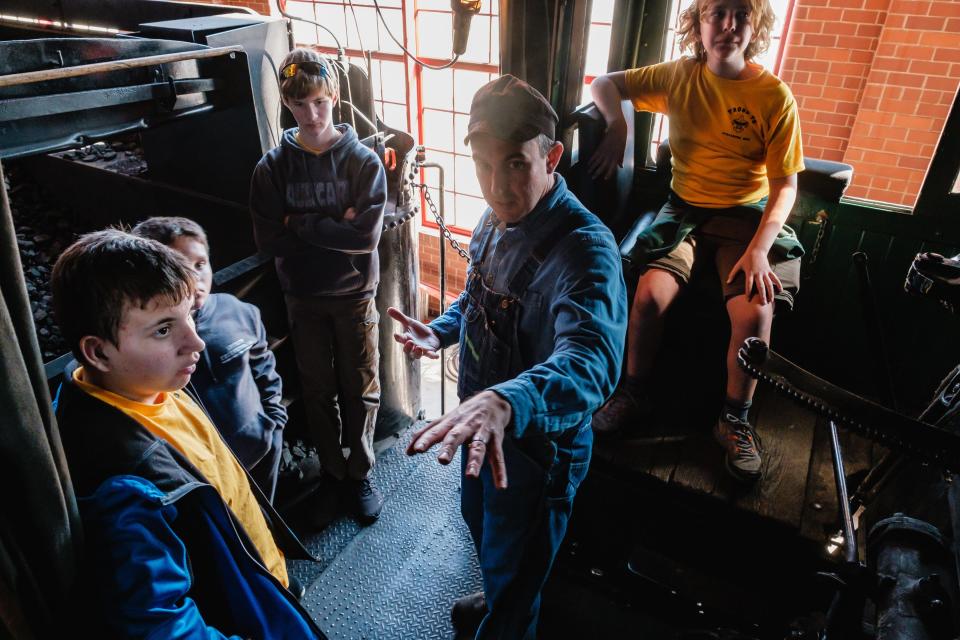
[389,75,627,639]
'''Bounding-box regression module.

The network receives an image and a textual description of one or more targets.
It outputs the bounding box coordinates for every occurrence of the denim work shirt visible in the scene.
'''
[429,175,628,439]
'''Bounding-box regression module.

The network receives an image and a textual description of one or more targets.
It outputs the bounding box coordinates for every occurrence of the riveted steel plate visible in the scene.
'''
[289,427,482,638]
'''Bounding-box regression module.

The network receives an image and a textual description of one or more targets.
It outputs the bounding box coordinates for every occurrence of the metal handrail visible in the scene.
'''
[0,45,244,89]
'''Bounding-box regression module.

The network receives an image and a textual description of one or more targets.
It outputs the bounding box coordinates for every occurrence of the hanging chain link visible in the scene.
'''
[806,209,830,271]
[416,182,471,263]
[799,211,829,283]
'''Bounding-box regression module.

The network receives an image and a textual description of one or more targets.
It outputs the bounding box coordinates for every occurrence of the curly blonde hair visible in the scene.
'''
[676,0,777,62]
[279,48,339,101]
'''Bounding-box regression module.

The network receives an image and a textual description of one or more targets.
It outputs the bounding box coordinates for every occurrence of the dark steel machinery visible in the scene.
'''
[869,514,959,640]
[738,339,960,640]
[373,125,422,438]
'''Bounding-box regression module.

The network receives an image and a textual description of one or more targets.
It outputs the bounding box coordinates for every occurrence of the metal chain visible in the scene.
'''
[801,209,831,282]
[416,183,471,263]
[807,209,830,268]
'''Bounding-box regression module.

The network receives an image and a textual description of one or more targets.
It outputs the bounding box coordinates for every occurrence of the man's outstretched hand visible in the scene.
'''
[406,391,512,489]
[388,307,441,360]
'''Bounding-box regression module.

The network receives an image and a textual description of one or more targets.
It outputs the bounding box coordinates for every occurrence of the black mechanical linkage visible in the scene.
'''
[737,338,960,473]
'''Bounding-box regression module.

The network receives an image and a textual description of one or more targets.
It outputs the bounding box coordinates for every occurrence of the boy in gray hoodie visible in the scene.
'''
[250,48,387,524]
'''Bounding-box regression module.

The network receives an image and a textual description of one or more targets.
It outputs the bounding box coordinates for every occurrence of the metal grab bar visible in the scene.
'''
[0,45,244,89]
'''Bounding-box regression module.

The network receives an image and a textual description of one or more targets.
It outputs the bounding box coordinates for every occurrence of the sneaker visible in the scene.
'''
[592,385,648,436]
[287,575,307,601]
[348,477,383,525]
[712,415,763,482]
[451,591,486,635]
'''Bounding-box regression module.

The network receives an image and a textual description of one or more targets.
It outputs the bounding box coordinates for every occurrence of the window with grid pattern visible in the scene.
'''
[284,0,412,131]
[283,0,500,236]
[413,1,499,235]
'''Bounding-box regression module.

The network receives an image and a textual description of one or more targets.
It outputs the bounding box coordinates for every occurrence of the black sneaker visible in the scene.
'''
[287,575,307,601]
[349,477,383,525]
[592,385,649,437]
[713,415,763,482]
[451,591,486,636]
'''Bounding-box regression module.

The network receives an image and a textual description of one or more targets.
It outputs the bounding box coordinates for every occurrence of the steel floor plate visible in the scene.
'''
[289,427,481,639]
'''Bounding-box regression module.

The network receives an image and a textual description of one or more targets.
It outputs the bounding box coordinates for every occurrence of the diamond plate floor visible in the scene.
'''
[288,428,482,639]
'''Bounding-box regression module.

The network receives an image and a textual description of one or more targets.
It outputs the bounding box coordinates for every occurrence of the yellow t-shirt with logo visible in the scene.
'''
[72,367,289,588]
[624,57,804,208]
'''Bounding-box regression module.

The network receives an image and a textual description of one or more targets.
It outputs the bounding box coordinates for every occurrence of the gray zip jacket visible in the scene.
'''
[192,293,286,473]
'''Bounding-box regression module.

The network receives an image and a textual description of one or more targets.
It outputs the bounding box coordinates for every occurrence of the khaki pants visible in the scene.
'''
[285,294,380,480]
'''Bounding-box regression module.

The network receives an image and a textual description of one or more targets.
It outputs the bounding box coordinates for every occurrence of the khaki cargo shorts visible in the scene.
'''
[648,212,801,309]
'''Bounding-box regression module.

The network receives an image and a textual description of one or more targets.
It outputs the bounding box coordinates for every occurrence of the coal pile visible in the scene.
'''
[5,136,149,362]
[56,139,147,176]
[5,163,86,361]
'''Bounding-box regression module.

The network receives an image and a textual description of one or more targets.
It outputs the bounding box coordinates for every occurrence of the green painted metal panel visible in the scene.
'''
[780,201,960,413]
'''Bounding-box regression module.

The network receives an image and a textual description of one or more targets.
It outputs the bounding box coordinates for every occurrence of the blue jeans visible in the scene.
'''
[460,423,592,639]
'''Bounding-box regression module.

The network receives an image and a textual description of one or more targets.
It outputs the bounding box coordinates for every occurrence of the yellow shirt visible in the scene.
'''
[624,57,805,207]
[72,367,289,587]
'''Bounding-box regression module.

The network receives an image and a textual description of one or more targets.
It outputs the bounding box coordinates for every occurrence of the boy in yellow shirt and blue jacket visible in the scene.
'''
[51,230,322,637]
[590,0,805,481]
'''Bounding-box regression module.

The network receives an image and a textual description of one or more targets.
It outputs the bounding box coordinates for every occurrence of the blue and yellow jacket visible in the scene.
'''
[56,367,325,639]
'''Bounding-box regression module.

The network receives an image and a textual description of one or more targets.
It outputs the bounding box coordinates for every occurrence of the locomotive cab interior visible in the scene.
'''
[1,0,959,638]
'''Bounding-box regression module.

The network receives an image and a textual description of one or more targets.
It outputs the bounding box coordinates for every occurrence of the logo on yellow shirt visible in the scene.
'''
[724,106,757,140]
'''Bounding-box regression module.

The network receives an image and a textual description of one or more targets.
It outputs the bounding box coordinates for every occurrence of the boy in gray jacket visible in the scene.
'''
[250,48,387,524]
[132,216,288,503]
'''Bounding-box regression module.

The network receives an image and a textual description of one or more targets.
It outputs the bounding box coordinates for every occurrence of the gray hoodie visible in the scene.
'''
[250,124,387,298]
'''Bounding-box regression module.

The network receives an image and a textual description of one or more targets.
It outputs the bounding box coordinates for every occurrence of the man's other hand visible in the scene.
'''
[388,307,441,360]
[406,391,512,489]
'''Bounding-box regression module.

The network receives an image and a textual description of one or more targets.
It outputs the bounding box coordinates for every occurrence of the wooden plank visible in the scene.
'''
[605,384,818,529]
[799,418,835,545]
[668,427,723,497]
[799,418,876,546]
[592,420,687,482]
[724,387,818,528]
[607,433,677,481]
[646,402,714,484]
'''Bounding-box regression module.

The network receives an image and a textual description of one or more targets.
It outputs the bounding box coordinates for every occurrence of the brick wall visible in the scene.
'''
[418,231,469,320]
[779,0,960,207]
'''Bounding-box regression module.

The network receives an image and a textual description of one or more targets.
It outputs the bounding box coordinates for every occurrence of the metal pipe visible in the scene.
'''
[366,50,376,124]
[336,52,356,130]
[418,159,447,415]
[822,419,869,640]
[829,419,858,564]
[852,251,900,412]
[0,45,244,88]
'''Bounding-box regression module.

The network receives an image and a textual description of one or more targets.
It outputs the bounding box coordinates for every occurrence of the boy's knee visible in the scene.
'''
[632,270,681,316]
[726,296,774,332]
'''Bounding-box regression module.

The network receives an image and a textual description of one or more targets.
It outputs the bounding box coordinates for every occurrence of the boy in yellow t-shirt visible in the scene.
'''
[590,0,805,481]
[51,229,322,637]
